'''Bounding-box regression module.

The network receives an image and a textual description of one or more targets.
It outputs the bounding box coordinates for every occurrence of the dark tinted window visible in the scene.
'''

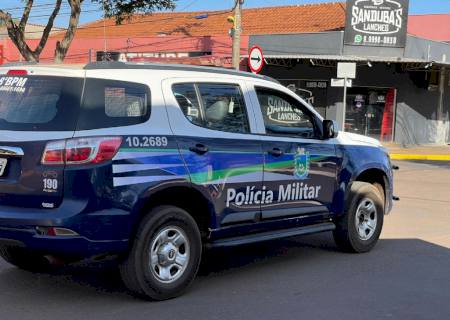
[256,87,317,138]
[78,79,150,130]
[0,76,83,131]
[173,83,250,134]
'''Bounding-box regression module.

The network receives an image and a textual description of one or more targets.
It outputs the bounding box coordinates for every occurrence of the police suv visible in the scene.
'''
[0,62,393,300]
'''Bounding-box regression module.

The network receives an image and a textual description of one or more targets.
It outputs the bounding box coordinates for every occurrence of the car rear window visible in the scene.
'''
[77,78,150,130]
[0,75,151,131]
[0,75,83,131]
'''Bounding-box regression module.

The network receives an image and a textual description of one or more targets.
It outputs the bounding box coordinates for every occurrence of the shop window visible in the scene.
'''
[344,87,396,141]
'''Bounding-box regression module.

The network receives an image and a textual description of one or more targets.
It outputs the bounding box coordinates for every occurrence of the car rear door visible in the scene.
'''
[0,70,84,209]
[163,78,264,230]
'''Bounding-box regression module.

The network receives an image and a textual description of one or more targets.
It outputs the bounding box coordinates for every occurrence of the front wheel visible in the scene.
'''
[333,182,384,253]
[120,205,202,300]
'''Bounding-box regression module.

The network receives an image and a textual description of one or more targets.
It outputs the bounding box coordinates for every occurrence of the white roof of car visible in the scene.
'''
[0,62,279,83]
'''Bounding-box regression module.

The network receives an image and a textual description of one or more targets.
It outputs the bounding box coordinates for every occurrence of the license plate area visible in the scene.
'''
[0,158,8,176]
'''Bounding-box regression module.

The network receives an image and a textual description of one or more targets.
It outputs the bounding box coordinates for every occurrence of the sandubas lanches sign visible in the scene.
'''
[344,0,409,48]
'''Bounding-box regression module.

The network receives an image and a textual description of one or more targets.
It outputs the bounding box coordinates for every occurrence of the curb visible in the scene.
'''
[390,154,450,161]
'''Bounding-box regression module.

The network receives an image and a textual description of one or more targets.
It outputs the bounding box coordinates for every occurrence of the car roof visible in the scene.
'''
[84,62,280,83]
[0,62,279,84]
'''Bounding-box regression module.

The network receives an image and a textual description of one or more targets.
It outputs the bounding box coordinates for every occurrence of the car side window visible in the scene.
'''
[256,87,317,138]
[78,79,150,130]
[172,84,203,126]
[172,83,250,134]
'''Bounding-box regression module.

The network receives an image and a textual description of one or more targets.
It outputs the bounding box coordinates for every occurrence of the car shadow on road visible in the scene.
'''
[0,233,449,319]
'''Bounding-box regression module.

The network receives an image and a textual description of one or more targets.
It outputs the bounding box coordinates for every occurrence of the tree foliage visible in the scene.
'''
[0,0,176,63]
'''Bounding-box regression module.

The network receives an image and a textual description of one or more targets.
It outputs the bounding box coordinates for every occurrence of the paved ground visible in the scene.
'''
[1,161,449,320]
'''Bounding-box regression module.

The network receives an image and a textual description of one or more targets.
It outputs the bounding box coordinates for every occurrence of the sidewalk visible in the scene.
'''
[384,143,450,161]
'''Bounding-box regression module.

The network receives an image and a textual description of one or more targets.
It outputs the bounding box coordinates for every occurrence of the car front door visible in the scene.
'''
[251,85,338,223]
[163,79,264,231]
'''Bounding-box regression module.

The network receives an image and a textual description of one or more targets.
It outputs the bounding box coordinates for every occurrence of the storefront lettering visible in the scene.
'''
[351,5,403,34]
[344,0,408,47]
[266,96,302,124]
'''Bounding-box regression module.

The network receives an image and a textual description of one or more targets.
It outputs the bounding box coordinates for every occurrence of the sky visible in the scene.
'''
[1,0,450,27]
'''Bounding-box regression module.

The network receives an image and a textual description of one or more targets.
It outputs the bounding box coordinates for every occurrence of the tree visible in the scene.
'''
[0,0,176,63]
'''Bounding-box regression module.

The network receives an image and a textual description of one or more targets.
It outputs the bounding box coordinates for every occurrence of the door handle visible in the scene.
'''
[189,144,209,155]
[268,148,283,157]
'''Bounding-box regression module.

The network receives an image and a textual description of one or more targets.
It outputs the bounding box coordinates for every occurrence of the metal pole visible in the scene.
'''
[342,78,347,131]
[438,66,446,121]
[232,0,243,70]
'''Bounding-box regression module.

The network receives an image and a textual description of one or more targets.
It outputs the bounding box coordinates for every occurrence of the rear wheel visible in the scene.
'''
[333,182,384,253]
[120,205,202,300]
[0,246,52,272]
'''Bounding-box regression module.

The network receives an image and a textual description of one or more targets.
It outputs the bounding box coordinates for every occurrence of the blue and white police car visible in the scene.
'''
[0,62,394,300]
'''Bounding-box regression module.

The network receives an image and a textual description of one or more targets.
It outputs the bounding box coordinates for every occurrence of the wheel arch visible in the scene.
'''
[130,184,214,244]
[352,166,389,210]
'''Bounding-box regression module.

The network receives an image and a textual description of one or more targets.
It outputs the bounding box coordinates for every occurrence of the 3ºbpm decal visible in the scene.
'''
[294,148,310,179]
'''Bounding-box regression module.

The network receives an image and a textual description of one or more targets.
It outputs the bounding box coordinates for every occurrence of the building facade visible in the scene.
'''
[0,2,449,144]
[250,31,450,145]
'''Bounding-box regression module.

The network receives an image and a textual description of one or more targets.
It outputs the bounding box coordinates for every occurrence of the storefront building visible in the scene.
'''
[249,1,450,145]
[1,1,449,144]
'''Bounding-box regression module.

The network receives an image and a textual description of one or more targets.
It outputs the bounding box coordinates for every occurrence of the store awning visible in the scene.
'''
[262,54,441,64]
[248,32,450,67]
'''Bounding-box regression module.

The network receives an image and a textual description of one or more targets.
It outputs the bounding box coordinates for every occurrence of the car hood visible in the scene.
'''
[338,131,383,147]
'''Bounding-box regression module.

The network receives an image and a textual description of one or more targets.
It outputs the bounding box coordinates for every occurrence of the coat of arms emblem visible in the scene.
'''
[294,148,310,179]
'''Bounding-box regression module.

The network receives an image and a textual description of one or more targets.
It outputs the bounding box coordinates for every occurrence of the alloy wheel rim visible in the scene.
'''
[354,198,378,241]
[149,226,190,284]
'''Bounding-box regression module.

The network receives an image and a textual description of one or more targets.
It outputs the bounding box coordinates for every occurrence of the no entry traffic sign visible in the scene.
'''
[248,46,264,74]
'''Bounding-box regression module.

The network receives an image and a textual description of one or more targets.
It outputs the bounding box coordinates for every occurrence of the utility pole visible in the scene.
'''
[231,0,243,70]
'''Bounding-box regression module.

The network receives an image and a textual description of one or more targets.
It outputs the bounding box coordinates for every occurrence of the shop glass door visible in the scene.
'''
[344,87,396,141]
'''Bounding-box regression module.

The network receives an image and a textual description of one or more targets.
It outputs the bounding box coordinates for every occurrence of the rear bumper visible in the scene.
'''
[0,226,128,257]
[0,201,132,257]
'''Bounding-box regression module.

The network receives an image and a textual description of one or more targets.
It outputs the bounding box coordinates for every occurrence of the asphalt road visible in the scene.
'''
[1,161,449,320]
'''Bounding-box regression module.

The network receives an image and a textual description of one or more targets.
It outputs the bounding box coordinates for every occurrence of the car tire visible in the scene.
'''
[120,205,202,300]
[0,246,52,272]
[333,181,384,253]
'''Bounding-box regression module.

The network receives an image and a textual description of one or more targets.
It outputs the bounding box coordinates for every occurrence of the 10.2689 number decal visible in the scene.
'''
[125,136,168,148]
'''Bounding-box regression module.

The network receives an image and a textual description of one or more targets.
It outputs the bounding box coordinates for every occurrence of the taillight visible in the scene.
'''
[42,137,122,165]
[41,140,65,164]
[7,69,28,75]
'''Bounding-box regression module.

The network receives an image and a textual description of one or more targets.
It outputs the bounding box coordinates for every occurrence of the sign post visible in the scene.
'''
[248,46,264,74]
[337,62,357,131]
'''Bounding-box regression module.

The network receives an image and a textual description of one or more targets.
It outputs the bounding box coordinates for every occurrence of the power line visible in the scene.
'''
[1,0,236,35]
[1,1,65,12]
[4,2,99,12]
[178,0,201,11]
[11,9,101,20]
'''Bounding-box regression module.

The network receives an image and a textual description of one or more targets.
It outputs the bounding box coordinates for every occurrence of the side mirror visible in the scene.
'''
[322,120,338,139]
